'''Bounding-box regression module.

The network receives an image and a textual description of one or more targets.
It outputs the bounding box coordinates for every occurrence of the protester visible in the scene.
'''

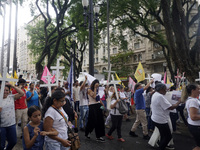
[43,90,71,150]
[105,86,115,128]
[85,79,105,142]
[106,91,125,142]
[23,106,58,150]
[0,82,24,150]
[73,80,80,112]
[151,83,181,150]
[26,83,39,108]
[79,76,89,131]
[185,84,200,150]
[129,79,154,140]
[145,86,154,131]
[119,86,130,122]
[12,78,28,136]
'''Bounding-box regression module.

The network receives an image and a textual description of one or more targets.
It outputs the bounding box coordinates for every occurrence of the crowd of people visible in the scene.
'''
[0,76,200,150]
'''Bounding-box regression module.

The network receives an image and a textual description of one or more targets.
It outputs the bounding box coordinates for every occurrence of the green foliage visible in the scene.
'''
[110,51,134,76]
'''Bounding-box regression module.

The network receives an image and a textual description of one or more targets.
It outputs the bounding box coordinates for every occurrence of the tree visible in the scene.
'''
[27,0,78,79]
[110,51,134,77]
[27,0,102,79]
[102,0,200,82]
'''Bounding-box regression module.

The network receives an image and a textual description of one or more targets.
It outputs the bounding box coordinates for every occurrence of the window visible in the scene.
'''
[96,49,98,55]
[134,54,138,62]
[102,67,106,72]
[96,58,98,63]
[153,42,160,48]
[103,46,106,54]
[138,54,142,61]
[154,64,163,73]
[103,56,106,63]
[134,43,140,49]
[113,48,117,54]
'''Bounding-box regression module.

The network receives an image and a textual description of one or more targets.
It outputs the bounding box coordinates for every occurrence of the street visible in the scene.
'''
[13,114,195,150]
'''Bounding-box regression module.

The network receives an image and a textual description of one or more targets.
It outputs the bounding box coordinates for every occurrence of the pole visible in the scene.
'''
[89,0,94,76]
[1,4,6,75]
[7,0,12,73]
[107,0,110,80]
[13,0,18,76]
[73,41,76,81]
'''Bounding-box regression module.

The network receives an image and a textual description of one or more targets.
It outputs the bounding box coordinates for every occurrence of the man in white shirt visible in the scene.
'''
[73,80,80,112]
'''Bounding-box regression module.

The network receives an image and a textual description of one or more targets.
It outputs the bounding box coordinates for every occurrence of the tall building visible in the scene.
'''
[17,15,44,78]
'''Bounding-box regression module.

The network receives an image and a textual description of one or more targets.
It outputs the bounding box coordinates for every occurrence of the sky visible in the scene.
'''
[0,1,32,46]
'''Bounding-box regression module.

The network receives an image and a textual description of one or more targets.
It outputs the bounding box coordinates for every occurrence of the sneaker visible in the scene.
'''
[106,134,114,140]
[117,138,125,142]
[143,135,150,140]
[166,145,175,150]
[129,131,138,137]
[96,137,105,142]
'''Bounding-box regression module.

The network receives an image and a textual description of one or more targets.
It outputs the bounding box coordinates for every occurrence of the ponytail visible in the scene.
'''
[181,83,198,102]
[181,85,188,103]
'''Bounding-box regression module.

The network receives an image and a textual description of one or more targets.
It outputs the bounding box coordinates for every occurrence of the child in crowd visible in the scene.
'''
[23,106,58,150]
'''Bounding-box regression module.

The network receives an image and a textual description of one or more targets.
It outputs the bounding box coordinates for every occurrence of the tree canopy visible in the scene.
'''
[103,0,200,82]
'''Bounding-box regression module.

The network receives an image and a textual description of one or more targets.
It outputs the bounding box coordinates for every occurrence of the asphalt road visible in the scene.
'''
[13,114,195,150]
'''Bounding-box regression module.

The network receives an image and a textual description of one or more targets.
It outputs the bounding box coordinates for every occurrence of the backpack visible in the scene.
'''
[117,99,128,114]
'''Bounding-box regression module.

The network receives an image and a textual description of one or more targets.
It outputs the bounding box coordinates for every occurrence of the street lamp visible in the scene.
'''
[82,0,100,76]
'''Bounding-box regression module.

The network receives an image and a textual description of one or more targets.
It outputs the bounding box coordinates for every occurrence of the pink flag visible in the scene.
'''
[128,77,136,93]
[41,66,52,83]
[163,72,167,84]
[51,74,56,83]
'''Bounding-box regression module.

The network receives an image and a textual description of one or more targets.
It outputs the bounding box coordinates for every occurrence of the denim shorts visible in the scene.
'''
[45,141,70,150]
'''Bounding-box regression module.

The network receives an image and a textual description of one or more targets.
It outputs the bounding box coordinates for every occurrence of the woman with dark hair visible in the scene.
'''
[43,90,71,150]
[106,91,125,142]
[26,83,39,108]
[85,79,105,142]
[0,82,24,150]
[151,83,181,150]
[185,84,200,150]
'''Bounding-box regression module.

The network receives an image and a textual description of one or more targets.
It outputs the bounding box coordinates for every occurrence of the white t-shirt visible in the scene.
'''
[151,92,172,124]
[108,91,113,98]
[110,99,122,116]
[79,88,88,106]
[44,107,68,143]
[73,87,80,102]
[64,88,70,100]
[164,91,177,113]
[0,95,16,127]
[186,97,200,126]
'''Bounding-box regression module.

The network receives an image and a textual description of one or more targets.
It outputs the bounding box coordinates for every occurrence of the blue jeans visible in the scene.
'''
[145,107,154,130]
[79,105,89,128]
[45,141,70,150]
[102,100,107,111]
[0,124,17,150]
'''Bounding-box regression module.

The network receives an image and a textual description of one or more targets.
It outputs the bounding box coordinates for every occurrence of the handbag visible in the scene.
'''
[52,106,80,150]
